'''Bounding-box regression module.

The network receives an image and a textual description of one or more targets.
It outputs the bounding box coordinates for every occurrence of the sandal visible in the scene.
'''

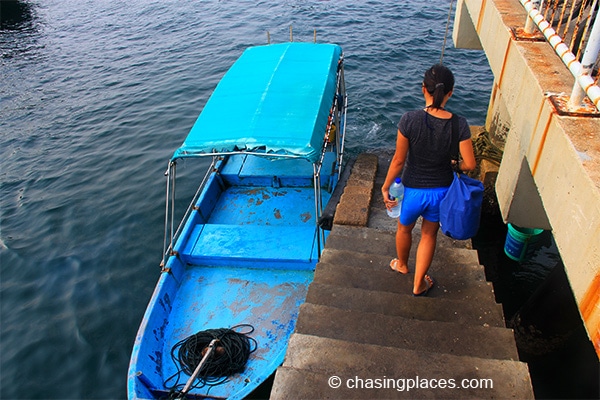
[413,275,434,297]
[389,258,408,274]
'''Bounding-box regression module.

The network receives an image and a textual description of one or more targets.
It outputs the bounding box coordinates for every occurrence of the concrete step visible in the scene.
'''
[324,226,397,258]
[313,261,497,303]
[320,247,488,285]
[319,224,497,304]
[294,303,520,361]
[271,152,533,399]
[321,242,486,281]
[306,282,506,328]
[271,334,534,399]
[327,224,481,266]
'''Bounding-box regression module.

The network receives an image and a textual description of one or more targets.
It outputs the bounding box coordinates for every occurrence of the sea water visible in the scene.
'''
[1,1,560,398]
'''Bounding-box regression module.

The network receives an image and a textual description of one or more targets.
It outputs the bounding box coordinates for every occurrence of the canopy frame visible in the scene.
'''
[160,43,347,267]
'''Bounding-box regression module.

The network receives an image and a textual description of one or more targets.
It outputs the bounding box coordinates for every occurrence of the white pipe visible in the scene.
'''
[569,3,600,109]
[520,0,600,111]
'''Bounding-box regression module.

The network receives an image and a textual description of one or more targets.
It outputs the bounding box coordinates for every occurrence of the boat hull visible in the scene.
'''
[128,41,347,399]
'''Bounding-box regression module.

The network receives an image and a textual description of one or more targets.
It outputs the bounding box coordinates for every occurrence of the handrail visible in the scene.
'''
[520,0,600,111]
[160,157,217,269]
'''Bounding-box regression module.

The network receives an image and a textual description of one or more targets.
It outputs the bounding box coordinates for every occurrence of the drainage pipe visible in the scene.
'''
[520,0,600,111]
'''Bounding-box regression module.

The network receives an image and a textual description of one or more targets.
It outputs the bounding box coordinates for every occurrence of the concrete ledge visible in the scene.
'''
[333,153,378,226]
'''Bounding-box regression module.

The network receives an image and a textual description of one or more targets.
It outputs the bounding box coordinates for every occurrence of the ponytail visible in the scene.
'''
[423,64,454,109]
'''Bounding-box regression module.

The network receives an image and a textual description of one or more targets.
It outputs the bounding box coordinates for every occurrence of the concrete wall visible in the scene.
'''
[454,0,600,357]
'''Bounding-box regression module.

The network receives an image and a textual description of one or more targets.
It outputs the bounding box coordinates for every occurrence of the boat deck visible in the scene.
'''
[209,186,319,226]
[130,158,337,398]
[158,157,332,394]
[179,185,327,268]
[177,154,336,269]
[160,265,314,398]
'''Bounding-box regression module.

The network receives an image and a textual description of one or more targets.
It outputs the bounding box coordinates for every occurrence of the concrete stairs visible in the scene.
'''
[270,153,534,399]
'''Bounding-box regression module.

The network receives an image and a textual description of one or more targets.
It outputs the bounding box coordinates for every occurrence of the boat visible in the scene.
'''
[127,42,347,399]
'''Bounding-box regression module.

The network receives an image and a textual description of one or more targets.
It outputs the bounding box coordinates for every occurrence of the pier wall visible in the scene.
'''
[454,0,600,356]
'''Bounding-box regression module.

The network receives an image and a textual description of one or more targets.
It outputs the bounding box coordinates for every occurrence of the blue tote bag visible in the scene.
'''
[439,115,484,240]
[439,172,484,240]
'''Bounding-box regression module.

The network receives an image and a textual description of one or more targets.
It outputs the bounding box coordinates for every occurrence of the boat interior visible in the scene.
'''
[174,153,337,271]
[137,153,338,397]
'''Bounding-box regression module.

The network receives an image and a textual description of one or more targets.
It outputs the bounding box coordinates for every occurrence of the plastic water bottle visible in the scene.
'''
[387,177,404,218]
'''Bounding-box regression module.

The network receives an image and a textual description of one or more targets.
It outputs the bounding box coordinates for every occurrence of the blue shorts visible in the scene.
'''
[399,186,450,225]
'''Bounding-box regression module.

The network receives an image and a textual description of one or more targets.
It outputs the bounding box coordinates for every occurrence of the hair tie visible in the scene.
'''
[435,82,445,89]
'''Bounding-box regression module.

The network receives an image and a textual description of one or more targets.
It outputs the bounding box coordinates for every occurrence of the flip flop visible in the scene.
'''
[413,275,434,297]
[389,258,408,274]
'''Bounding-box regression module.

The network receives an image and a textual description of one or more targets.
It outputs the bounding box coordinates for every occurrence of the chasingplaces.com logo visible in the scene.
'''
[327,375,494,392]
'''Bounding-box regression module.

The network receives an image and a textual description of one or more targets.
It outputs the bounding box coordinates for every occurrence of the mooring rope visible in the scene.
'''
[164,324,257,399]
[437,2,504,166]
[440,0,456,64]
[473,130,504,165]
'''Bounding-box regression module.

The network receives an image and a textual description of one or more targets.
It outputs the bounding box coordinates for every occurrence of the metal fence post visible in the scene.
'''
[524,0,541,34]
[568,11,600,109]
[520,0,600,112]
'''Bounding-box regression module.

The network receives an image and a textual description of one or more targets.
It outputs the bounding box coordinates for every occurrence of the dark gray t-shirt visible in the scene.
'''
[398,109,471,188]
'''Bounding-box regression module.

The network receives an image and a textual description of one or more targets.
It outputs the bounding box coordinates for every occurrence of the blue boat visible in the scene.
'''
[128,42,347,399]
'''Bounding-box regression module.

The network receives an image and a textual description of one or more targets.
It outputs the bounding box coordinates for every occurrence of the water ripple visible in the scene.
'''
[0,1,493,398]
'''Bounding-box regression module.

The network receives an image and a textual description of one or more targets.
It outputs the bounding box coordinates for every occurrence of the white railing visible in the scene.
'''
[520,0,600,111]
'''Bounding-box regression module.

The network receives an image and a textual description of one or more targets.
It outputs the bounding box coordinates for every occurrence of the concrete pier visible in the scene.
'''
[270,154,534,399]
[453,0,600,355]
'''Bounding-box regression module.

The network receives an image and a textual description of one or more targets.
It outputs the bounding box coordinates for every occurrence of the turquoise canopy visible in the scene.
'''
[171,42,343,163]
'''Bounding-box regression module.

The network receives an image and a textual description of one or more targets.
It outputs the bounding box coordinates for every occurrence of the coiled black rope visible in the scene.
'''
[163,324,257,399]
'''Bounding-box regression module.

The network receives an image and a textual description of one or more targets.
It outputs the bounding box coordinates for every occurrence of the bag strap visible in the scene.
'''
[450,113,459,162]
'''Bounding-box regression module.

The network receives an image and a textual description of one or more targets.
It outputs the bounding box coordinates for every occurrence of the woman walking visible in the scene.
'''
[382,64,476,296]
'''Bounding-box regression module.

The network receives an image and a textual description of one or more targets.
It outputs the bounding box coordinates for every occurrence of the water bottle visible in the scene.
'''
[387,177,404,218]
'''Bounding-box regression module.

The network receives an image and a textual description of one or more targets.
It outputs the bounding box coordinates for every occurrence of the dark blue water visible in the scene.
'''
[0,1,495,398]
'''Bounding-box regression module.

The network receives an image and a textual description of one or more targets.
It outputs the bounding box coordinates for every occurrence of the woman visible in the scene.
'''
[382,64,476,296]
